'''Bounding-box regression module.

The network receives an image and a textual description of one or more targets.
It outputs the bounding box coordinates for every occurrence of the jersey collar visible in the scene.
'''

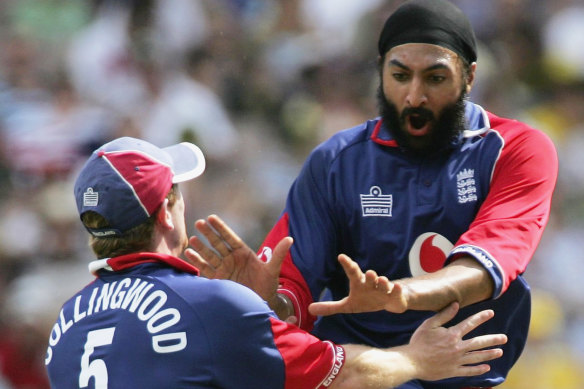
[462,101,491,137]
[371,119,399,147]
[89,252,200,276]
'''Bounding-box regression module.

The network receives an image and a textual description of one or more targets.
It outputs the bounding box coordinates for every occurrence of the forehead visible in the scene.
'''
[385,43,460,70]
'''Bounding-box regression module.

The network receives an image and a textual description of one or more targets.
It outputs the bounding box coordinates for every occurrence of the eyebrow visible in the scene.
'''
[389,59,450,72]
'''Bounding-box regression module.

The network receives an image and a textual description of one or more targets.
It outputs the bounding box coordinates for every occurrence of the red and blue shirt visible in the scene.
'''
[45,253,345,389]
[259,102,558,388]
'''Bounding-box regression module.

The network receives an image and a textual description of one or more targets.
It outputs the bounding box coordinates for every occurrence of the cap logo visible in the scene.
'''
[83,187,99,206]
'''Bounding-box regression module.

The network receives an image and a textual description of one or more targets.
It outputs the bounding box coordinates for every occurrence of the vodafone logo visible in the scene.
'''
[258,246,273,262]
[408,233,454,276]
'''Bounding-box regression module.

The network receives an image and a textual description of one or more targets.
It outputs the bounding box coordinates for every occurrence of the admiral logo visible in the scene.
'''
[361,186,392,217]
[83,187,99,206]
[456,169,477,204]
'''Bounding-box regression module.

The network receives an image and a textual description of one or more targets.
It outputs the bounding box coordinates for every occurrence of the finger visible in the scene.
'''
[266,237,293,276]
[463,334,508,352]
[184,248,217,278]
[452,309,495,337]
[422,302,460,329]
[364,270,379,287]
[460,347,504,366]
[376,276,394,294]
[338,254,365,282]
[188,235,223,269]
[453,363,492,377]
[308,298,350,317]
[206,214,247,250]
[194,218,232,257]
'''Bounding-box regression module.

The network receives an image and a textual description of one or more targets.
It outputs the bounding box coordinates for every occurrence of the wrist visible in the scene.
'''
[397,346,420,381]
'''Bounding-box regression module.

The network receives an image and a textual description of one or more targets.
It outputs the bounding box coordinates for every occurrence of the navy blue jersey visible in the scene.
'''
[45,253,345,389]
[258,102,558,388]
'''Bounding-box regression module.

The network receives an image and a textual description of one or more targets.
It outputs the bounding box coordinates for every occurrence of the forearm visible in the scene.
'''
[398,256,494,311]
[330,345,415,389]
[328,304,507,388]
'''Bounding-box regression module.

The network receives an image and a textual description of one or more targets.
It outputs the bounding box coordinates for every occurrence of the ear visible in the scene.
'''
[465,62,478,94]
[156,198,174,230]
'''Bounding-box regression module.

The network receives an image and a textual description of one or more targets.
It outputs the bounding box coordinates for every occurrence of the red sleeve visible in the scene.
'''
[270,317,345,389]
[453,113,558,296]
[259,213,317,331]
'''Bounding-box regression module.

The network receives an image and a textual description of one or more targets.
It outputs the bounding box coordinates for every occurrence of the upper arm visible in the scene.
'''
[452,122,558,296]
[190,280,288,387]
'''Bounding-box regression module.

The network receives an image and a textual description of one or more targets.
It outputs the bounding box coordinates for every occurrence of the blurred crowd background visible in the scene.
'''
[0,0,582,388]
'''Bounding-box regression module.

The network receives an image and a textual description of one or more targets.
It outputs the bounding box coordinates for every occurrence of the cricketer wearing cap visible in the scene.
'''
[187,1,558,388]
[44,137,508,388]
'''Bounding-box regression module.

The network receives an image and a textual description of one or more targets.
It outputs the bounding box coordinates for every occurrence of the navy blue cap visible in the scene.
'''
[74,137,205,237]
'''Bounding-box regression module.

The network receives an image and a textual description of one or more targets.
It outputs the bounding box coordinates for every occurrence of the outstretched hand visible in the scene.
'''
[406,302,507,381]
[184,214,292,303]
[308,254,408,317]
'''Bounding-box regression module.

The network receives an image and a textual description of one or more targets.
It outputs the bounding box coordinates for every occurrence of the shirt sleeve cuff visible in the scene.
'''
[448,245,505,298]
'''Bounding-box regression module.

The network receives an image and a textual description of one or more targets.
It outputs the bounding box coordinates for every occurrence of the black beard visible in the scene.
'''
[376,85,467,156]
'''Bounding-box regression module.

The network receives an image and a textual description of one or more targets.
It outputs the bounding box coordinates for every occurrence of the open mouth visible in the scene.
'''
[400,108,434,136]
[409,114,429,130]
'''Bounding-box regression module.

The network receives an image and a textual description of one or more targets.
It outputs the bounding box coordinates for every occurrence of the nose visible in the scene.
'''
[406,78,427,107]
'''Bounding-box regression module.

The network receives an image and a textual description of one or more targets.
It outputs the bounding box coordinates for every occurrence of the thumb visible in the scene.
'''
[308,298,350,317]
[424,302,460,329]
[266,237,293,275]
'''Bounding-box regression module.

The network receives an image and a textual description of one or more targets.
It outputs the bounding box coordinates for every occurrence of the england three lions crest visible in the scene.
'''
[361,186,393,217]
[457,169,477,203]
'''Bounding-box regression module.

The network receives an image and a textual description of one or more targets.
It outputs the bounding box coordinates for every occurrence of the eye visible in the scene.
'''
[428,74,446,84]
[392,72,409,82]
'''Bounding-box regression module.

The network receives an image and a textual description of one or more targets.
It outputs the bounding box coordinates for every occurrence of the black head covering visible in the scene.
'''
[378,0,477,63]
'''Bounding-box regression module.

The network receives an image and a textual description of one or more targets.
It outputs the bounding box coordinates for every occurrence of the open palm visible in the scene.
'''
[309,254,408,316]
[184,214,292,302]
